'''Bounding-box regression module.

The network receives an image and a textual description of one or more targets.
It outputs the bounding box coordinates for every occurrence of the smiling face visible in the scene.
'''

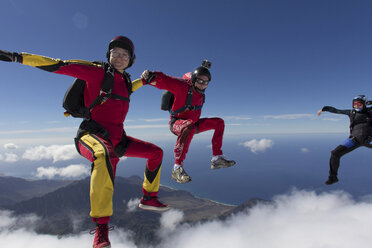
[109,47,130,73]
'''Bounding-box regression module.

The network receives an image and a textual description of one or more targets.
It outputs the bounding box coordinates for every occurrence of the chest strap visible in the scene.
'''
[170,86,203,117]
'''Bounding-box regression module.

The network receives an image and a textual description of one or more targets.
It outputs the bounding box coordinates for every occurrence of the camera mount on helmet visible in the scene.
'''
[202,60,211,69]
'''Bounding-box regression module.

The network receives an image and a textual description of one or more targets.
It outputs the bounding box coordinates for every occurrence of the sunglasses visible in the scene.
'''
[195,78,210,85]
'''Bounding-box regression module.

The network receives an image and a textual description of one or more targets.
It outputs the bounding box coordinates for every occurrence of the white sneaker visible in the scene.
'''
[171,167,192,183]
[211,156,236,170]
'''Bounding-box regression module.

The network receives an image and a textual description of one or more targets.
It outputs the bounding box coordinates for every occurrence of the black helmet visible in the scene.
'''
[352,95,367,112]
[191,60,211,85]
[106,36,136,68]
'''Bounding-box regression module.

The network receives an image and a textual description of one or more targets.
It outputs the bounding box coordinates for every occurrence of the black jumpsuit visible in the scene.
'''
[322,106,372,177]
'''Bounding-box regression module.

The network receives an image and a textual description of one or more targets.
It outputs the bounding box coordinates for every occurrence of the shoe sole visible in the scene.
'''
[211,162,236,170]
[93,243,111,248]
[138,203,170,212]
[171,176,192,183]
[325,180,339,185]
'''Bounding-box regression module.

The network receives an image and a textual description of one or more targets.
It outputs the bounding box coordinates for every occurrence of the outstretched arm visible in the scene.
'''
[0,49,102,81]
[319,106,351,115]
[140,70,185,94]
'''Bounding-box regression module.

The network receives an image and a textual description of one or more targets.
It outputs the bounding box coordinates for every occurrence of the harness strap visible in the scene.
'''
[88,94,130,112]
[87,65,130,112]
[109,94,130,102]
[170,86,203,117]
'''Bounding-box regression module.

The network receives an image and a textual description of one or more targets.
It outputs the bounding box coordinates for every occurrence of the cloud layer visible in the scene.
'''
[0,210,136,248]
[2,190,372,248]
[159,190,372,248]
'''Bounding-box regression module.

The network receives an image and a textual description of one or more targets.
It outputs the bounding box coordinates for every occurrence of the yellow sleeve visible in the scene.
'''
[21,52,97,71]
[131,78,144,92]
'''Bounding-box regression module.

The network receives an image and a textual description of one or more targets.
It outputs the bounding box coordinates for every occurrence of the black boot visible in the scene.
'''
[325,176,339,185]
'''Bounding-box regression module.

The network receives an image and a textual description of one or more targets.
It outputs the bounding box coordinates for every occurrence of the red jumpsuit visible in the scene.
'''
[21,53,163,224]
[144,72,224,165]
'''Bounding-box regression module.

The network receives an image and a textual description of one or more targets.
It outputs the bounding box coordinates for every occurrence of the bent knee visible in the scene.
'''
[153,146,163,160]
[94,147,105,157]
[182,121,196,134]
[216,118,225,127]
[331,145,347,157]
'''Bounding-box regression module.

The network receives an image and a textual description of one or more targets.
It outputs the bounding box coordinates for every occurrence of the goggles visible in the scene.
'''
[353,101,364,108]
[110,49,130,61]
[195,78,210,85]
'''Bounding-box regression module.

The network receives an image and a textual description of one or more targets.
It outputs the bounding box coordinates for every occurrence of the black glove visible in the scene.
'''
[322,106,331,112]
[141,70,156,84]
[0,50,22,63]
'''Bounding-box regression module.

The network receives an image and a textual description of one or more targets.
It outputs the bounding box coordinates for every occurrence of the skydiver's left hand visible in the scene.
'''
[141,70,156,84]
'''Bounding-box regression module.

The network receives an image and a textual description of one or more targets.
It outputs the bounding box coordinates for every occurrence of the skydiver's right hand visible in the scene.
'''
[0,50,22,63]
[317,109,323,116]
[141,70,156,84]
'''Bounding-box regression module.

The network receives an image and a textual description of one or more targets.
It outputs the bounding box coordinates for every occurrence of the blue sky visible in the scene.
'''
[0,0,371,173]
[0,0,371,146]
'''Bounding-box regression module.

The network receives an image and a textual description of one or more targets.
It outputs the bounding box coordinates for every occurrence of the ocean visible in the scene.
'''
[117,133,372,205]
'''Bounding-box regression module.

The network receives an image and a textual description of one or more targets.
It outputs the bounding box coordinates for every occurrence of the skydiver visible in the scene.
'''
[318,95,372,185]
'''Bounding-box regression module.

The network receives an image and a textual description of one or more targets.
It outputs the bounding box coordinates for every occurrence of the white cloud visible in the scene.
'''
[4,143,18,149]
[22,145,79,163]
[240,139,274,153]
[0,210,136,248]
[301,148,310,153]
[322,117,341,122]
[35,164,89,179]
[224,116,253,121]
[2,190,372,247]
[0,210,40,231]
[160,209,184,232]
[0,153,19,162]
[157,190,372,248]
[126,198,140,213]
[264,114,315,120]
[46,121,61,124]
